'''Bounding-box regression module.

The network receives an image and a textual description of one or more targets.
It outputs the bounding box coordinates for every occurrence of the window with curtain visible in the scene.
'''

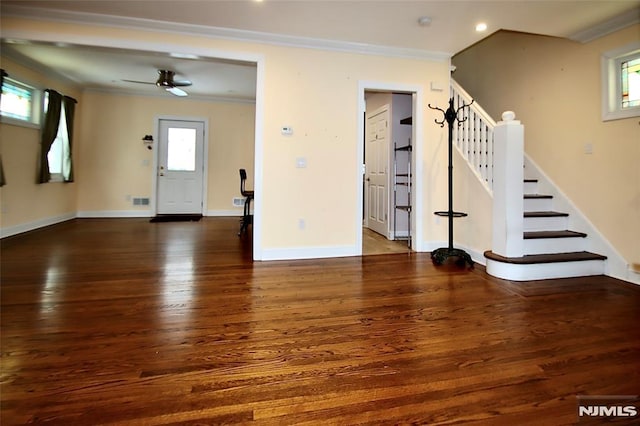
[39,90,77,183]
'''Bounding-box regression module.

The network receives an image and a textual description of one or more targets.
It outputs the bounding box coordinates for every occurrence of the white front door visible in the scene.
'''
[364,106,390,237]
[156,119,205,214]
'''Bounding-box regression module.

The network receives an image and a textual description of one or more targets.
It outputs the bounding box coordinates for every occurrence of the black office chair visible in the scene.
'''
[238,169,254,236]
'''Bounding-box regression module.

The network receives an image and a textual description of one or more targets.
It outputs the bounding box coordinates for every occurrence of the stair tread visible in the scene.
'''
[524,194,553,199]
[524,230,587,239]
[524,211,569,217]
[484,250,607,264]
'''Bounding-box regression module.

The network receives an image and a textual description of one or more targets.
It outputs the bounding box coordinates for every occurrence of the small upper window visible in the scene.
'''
[0,76,40,126]
[602,42,640,121]
[621,56,640,109]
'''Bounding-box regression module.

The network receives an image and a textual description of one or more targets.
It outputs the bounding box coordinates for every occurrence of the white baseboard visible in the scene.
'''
[206,210,243,217]
[76,210,153,218]
[1,213,76,238]
[260,245,359,261]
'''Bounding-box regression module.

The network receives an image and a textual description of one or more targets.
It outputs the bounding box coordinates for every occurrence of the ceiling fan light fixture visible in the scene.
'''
[166,86,188,97]
[156,69,174,87]
[123,69,190,96]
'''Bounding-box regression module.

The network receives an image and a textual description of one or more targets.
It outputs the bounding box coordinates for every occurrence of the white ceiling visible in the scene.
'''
[1,0,639,101]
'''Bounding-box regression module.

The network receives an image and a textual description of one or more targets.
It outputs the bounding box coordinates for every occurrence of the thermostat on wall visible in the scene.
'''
[281,126,293,135]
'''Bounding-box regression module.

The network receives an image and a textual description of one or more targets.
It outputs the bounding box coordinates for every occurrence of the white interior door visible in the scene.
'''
[156,119,205,214]
[364,107,390,237]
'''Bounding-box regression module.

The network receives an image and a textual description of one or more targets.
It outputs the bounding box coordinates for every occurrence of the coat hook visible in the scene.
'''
[142,134,153,150]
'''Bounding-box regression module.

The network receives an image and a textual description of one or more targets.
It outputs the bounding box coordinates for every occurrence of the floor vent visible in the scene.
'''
[133,197,150,206]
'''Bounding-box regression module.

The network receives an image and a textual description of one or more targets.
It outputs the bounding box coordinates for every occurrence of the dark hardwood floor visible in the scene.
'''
[1,218,638,425]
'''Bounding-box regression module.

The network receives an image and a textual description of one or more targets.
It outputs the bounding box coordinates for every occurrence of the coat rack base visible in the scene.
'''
[431,247,473,268]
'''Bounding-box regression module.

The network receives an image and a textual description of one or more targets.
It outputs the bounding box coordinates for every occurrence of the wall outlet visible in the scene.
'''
[298,218,305,230]
[584,143,594,154]
[233,197,245,207]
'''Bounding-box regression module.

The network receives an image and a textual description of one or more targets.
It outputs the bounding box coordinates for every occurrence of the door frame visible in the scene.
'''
[152,115,209,216]
[357,81,424,254]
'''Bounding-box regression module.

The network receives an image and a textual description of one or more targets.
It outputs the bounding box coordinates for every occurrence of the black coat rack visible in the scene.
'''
[428,97,474,267]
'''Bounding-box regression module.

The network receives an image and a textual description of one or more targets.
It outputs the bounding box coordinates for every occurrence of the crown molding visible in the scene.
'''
[568,7,640,43]
[2,5,451,62]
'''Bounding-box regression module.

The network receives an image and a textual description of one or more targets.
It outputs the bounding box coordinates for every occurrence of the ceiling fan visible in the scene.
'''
[123,69,191,97]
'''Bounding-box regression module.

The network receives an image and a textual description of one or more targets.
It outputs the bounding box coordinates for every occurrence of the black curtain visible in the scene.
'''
[62,95,77,182]
[0,155,5,187]
[1,69,7,186]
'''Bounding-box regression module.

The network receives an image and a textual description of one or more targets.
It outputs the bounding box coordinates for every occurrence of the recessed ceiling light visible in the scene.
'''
[475,22,488,32]
[170,52,200,60]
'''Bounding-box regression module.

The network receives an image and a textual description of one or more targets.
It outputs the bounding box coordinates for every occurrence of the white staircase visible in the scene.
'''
[450,80,608,281]
[484,177,607,281]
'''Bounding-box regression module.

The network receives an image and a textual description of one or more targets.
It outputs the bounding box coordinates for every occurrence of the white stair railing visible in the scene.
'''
[450,79,526,259]
[451,79,495,193]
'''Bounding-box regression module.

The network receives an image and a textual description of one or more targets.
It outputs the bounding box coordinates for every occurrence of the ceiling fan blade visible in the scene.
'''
[122,79,156,85]
[166,86,188,97]
[172,80,192,87]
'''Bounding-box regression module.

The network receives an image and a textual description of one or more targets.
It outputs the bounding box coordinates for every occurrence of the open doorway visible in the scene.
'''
[362,90,415,256]
[0,33,264,259]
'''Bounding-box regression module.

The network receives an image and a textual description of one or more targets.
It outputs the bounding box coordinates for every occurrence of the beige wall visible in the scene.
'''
[76,91,255,215]
[0,56,80,233]
[1,16,452,257]
[452,26,640,267]
[259,47,449,252]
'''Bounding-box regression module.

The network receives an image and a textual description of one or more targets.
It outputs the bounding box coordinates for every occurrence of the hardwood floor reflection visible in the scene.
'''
[1,217,638,425]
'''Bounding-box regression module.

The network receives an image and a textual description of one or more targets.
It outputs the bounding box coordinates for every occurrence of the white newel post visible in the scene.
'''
[492,111,524,257]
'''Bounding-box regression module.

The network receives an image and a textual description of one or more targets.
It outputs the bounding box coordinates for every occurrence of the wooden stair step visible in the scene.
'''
[524,211,569,218]
[524,230,587,239]
[484,250,607,265]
